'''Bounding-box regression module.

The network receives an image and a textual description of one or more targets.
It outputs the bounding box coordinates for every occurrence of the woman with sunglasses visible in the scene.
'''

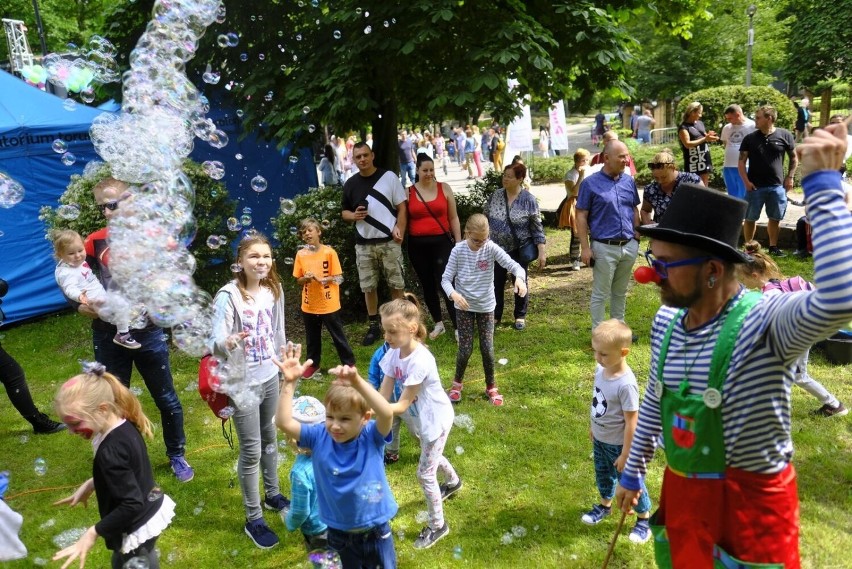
[640,149,702,225]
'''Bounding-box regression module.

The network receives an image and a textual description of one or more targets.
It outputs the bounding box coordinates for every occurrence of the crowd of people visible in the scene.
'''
[1,110,850,569]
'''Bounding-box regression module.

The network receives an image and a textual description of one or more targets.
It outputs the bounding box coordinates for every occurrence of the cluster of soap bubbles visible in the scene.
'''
[308,550,342,569]
[500,525,528,545]
[41,35,120,98]
[453,414,475,434]
[0,172,25,209]
[200,348,266,410]
[84,0,223,359]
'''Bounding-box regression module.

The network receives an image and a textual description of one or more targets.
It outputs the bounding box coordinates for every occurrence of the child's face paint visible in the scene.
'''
[62,414,96,440]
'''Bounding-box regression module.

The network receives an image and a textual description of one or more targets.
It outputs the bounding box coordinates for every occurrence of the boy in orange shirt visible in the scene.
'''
[293,218,355,378]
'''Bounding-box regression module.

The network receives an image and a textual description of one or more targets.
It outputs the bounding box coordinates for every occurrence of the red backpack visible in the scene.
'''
[198,354,231,421]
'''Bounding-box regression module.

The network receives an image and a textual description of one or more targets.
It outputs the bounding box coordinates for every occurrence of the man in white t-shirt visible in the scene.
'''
[720,104,756,199]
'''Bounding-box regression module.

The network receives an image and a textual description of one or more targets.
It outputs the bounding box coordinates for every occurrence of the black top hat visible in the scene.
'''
[637,183,749,263]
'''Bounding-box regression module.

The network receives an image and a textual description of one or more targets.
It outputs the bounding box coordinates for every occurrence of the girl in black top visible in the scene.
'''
[53,362,175,569]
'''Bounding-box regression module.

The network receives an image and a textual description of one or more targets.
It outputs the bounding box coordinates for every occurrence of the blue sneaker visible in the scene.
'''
[169,456,194,483]
[629,518,652,544]
[581,504,611,525]
[244,518,279,549]
[263,493,291,511]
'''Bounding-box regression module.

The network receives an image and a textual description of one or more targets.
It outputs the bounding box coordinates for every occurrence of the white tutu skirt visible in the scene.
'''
[121,494,176,554]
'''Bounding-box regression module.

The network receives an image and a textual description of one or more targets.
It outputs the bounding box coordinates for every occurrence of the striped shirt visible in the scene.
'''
[622,171,852,489]
[341,169,406,244]
[441,240,525,313]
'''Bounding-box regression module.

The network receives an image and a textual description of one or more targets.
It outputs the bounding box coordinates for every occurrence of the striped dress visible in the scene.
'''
[622,171,852,487]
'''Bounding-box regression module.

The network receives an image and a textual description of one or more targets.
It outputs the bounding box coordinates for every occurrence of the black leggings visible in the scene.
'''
[111,536,159,569]
[407,234,457,328]
[0,343,39,419]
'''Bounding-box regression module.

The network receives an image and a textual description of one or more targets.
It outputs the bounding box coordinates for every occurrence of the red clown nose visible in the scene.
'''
[634,266,661,285]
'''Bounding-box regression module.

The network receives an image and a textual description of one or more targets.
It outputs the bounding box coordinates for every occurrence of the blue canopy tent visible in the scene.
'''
[0,72,317,325]
[190,94,318,243]
[0,70,105,324]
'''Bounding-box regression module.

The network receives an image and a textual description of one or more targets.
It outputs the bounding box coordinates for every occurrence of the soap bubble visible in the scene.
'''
[202,160,225,180]
[53,527,87,549]
[280,199,296,215]
[52,139,68,153]
[61,152,77,166]
[57,204,81,220]
[308,549,342,569]
[240,214,252,226]
[229,264,242,274]
[123,556,150,569]
[239,53,248,62]
[251,175,268,192]
[206,235,223,249]
[63,99,77,111]
[455,445,464,455]
[264,443,277,454]
[0,174,25,208]
[364,25,372,34]
[333,30,341,39]
[302,105,310,114]
[308,124,316,133]
[283,257,294,265]
[415,510,429,523]
[511,525,527,538]
[147,487,163,502]
[227,217,241,231]
[218,405,236,418]
[216,34,229,48]
[453,413,475,433]
[453,545,462,559]
[226,33,239,47]
[34,457,47,476]
[235,153,243,160]
[288,155,299,164]
[321,219,330,229]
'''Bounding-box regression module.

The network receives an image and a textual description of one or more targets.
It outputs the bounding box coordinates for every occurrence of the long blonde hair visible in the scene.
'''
[55,362,153,439]
[379,292,427,343]
[234,233,282,301]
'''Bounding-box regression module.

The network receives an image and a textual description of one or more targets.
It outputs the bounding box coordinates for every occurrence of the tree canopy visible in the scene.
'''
[1,0,109,60]
[783,0,852,87]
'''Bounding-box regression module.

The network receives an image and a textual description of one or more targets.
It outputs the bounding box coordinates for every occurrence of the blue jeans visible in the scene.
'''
[327,521,396,569]
[745,185,787,221]
[589,239,639,331]
[593,439,651,514]
[232,375,281,521]
[399,161,416,187]
[93,326,186,458]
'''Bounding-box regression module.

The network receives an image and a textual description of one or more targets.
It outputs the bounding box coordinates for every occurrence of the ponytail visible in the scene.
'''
[379,293,427,343]
[55,361,154,439]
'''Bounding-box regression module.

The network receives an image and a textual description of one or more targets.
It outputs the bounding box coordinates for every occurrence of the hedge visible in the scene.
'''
[675,85,797,131]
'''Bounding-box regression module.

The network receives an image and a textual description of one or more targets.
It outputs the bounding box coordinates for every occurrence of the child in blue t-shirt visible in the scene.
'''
[275,343,398,569]
[368,342,403,464]
[285,395,329,551]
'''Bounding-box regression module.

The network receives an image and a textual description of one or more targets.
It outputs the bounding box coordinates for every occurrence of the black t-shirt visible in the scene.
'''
[678,121,712,174]
[740,128,796,187]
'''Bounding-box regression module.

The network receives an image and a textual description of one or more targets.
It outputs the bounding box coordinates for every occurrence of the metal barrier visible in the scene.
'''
[649,127,679,146]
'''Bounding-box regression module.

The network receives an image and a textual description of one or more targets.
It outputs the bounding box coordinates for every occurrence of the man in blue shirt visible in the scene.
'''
[575,140,641,332]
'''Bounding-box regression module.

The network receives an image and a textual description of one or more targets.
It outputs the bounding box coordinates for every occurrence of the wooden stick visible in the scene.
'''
[601,509,629,569]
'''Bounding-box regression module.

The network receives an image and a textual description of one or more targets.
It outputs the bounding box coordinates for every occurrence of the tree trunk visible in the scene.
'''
[370,96,399,174]
[819,87,832,127]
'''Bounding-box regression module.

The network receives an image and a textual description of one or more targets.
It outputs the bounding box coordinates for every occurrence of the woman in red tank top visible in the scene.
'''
[407,154,462,340]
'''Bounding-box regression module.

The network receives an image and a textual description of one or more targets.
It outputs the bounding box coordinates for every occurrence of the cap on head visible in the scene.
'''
[292,396,326,424]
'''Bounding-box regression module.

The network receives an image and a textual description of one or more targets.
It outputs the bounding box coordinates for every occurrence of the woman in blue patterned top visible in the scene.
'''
[640,148,702,225]
[483,163,546,330]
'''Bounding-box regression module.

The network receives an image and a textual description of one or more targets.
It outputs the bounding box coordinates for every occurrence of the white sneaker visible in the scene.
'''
[429,322,446,340]
[571,260,581,271]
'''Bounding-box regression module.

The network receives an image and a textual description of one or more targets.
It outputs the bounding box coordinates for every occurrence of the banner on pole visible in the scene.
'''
[549,101,569,151]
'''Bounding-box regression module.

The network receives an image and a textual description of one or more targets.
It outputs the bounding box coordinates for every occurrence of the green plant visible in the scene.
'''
[676,86,797,131]
[630,144,726,189]
[40,160,237,295]
[455,169,502,224]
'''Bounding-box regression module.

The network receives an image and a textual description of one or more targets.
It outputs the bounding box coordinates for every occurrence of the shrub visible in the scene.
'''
[40,160,237,295]
[455,168,502,223]
[676,86,797,131]
[526,156,571,185]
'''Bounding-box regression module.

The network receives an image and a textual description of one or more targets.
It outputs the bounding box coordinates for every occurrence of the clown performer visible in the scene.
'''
[615,120,852,569]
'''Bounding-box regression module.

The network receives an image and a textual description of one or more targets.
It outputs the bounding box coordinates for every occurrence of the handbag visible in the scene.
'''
[503,190,538,264]
[410,184,455,245]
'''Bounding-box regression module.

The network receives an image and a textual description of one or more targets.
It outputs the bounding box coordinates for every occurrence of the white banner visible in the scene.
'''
[505,104,533,155]
[548,101,569,151]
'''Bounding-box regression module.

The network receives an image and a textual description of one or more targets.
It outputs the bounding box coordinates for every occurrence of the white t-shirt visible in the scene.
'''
[380,344,454,442]
[590,364,640,446]
[720,119,756,168]
[237,287,279,384]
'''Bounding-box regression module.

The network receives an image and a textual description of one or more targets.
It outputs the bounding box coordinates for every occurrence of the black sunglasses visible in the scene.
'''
[98,201,119,213]
[647,162,673,170]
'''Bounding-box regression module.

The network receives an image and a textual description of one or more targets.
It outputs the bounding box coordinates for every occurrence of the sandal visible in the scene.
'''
[486,387,504,407]
[448,380,463,404]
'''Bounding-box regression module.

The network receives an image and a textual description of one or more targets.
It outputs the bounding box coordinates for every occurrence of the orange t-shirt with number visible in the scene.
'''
[293,244,343,314]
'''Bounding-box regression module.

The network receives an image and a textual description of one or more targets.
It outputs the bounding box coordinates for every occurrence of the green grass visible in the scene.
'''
[1,229,850,568]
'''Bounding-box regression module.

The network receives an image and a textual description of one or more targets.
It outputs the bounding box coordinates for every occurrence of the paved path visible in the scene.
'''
[437,119,804,241]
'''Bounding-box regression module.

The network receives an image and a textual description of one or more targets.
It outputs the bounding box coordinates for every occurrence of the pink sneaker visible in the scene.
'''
[113,332,141,350]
